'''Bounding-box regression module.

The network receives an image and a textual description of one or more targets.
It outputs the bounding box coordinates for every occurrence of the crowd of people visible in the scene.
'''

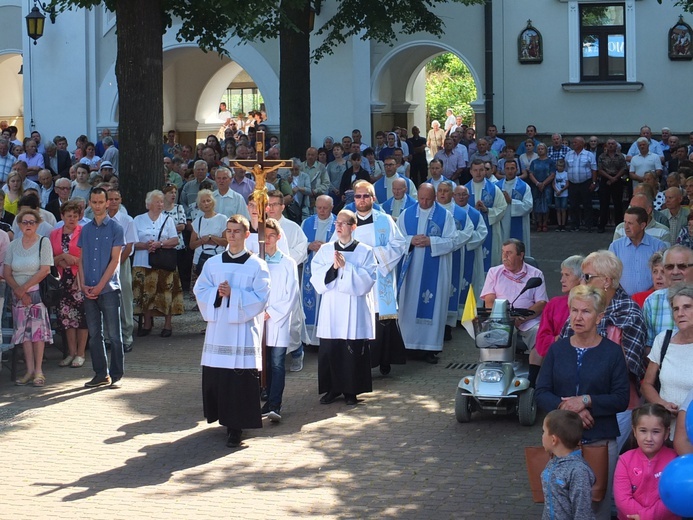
[2,117,693,515]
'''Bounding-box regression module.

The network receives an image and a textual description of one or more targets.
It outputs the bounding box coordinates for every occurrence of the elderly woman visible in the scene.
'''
[560,251,647,451]
[132,190,184,338]
[426,121,445,156]
[537,285,630,520]
[641,283,693,436]
[50,201,88,368]
[162,184,188,280]
[535,255,583,358]
[190,189,228,276]
[632,252,666,307]
[4,209,54,387]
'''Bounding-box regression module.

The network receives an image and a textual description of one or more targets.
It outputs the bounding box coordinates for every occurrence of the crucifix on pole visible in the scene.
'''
[232,130,293,388]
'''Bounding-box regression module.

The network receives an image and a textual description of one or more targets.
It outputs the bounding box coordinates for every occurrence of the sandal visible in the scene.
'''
[71,356,86,368]
[33,373,46,387]
[59,355,75,367]
[15,372,34,386]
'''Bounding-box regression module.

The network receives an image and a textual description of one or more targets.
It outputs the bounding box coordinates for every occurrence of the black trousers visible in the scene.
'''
[598,180,625,229]
[568,179,593,229]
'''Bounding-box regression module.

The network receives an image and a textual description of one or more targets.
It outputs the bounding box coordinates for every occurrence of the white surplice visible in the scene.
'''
[265,253,299,348]
[498,177,533,257]
[459,203,489,302]
[310,241,377,340]
[194,252,270,370]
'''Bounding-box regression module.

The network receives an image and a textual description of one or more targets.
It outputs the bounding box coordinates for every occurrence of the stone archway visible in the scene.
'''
[0,52,24,135]
[370,41,484,137]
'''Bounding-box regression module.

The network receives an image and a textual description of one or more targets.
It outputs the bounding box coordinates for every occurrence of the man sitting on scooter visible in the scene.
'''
[480,239,549,387]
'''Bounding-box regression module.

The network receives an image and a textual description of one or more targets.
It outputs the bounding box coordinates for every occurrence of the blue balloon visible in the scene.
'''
[659,455,693,517]
[687,408,693,444]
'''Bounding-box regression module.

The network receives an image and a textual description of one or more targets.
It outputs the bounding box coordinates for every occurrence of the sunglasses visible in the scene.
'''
[582,273,603,282]
[353,194,372,199]
[20,220,38,226]
[664,263,693,271]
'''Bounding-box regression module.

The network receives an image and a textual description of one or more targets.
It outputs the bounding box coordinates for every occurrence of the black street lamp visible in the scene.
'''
[25,6,46,45]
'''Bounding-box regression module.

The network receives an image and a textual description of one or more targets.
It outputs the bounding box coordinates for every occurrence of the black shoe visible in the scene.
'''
[160,328,172,338]
[260,388,268,402]
[110,377,123,389]
[261,401,271,417]
[320,391,341,404]
[226,428,242,448]
[444,325,452,341]
[424,352,439,365]
[85,375,111,388]
[124,344,133,353]
[137,328,152,337]
[344,394,358,406]
[379,364,391,376]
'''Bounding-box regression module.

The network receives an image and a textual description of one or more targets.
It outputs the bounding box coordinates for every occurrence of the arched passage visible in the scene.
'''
[0,52,24,134]
[97,38,278,142]
[370,41,484,136]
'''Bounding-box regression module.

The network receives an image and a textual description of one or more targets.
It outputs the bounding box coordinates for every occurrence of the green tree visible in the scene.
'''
[50,0,483,212]
[425,53,477,128]
[657,0,693,12]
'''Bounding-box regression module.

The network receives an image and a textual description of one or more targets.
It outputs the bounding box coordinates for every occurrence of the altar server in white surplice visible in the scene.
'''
[311,209,376,406]
[346,180,406,376]
[453,185,488,304]
[194,214,270,449]
[465,158,507,271]
[396,184,457,364]
[436,181,474,332]
[496,160,533,257]
[301,195,336,346]
[261,218,299,423]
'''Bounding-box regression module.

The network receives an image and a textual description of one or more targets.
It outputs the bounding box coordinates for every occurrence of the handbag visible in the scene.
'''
[524,443,609,503]
[38,237,61,308]
[148,215,177,272]
[653,329,672,393]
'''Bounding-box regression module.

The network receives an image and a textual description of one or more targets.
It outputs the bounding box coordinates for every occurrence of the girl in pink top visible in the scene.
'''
[614,403,680,520]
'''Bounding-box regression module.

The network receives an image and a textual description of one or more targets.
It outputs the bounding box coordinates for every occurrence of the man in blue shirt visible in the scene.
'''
[78,187,126,388]
[609,207,667,295]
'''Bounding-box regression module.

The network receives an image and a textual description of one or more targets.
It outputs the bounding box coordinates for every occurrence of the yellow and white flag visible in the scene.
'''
[460,286,477,339]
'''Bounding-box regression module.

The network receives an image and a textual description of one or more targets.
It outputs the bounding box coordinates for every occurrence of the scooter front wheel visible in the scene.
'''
[518,387,537,426]
[455,390,472,423]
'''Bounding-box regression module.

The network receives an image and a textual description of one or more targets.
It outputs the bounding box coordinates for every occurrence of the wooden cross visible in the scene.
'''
[231,130,293,388]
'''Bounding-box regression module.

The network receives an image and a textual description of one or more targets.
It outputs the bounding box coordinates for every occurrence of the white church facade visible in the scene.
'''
[1,0,691,147]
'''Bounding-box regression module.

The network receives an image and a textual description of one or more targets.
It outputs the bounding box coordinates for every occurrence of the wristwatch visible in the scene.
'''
[582,395,590,407]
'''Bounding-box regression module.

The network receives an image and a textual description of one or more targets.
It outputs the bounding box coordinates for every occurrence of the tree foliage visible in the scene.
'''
[657,0,693,13]
[426,53,477,127]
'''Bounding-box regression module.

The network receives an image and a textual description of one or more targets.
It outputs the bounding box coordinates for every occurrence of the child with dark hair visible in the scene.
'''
[541,409,596,520]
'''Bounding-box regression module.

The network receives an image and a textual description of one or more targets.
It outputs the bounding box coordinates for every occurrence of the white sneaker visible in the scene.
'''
[289,352,304,372]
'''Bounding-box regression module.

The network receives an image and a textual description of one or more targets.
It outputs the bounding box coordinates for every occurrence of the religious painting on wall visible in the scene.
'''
[669,16,692,60]
[518,21,543,64]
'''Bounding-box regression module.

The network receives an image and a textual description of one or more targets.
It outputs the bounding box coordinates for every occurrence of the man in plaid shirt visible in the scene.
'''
[643,245,693,348]
[547,133,571,163]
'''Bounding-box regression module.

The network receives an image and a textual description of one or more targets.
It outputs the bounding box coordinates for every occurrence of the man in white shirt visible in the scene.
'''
[212,167,250,219]
[629,138,663,188]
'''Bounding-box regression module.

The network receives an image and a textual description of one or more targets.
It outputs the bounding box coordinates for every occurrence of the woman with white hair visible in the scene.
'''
[535,255,584,358]
[426,121,445,156]
[132,190,184,337]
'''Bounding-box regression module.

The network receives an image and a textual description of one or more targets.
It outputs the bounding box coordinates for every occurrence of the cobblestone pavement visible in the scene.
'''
[0,229,610,519]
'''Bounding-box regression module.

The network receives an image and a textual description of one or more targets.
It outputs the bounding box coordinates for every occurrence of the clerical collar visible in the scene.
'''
[265,250,283,264]
[338,239,354,248]
[357,212,373,225]
[227,248,248,259]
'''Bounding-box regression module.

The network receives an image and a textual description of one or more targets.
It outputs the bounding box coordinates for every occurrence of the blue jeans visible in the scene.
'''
[266,347,287,408]
[85,290,124,379]
[291,343,304,359]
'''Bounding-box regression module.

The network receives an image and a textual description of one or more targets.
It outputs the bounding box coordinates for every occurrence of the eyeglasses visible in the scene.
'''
[335,221,352,227]
[664,263,693,271]
[582,273,603,282]
[267,203,283,208]
[353,194,372,199]
[384,163,396,167]
[20,220,37,226]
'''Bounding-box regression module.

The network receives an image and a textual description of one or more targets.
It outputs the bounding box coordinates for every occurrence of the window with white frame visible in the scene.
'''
[580,4,625,81]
